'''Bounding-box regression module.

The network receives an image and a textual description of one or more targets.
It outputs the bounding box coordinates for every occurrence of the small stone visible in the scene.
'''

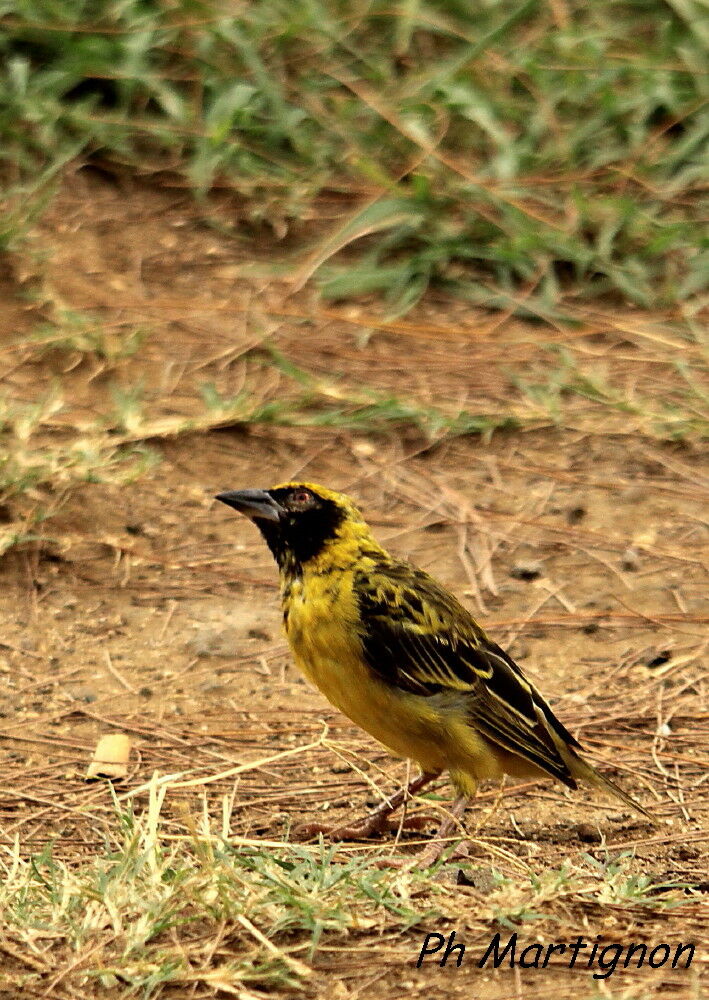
[621,547,640,571]
[510,560,543,581]
[575,822,602,843]
[247,628,271,642]
[567,506,586,525]
[457,866,497,893]
[72,688,97,704]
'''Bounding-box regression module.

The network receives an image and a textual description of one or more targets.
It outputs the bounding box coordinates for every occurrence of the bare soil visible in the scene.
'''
[0,171,707,999]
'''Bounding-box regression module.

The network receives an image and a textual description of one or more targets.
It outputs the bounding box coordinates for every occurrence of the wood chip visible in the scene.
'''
[85,734,132,781]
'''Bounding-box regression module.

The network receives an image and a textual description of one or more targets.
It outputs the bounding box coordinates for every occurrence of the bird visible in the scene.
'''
[215,481,654,850]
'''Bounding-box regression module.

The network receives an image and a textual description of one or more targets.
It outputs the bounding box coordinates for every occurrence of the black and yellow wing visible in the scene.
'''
[355,560,582,788]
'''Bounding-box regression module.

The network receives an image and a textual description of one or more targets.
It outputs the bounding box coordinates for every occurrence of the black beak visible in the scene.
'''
[215,489,283,523]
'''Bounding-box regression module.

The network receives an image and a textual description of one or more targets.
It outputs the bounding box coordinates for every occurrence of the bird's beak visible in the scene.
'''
[215,489,283,523]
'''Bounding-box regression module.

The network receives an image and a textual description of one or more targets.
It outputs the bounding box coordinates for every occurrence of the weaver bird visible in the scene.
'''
[216,482,653,846]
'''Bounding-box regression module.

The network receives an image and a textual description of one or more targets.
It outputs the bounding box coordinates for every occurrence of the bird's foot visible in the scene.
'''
[413,795,469,867]
[372,839,471,870]
[293,771,441,842]
[293,811,431,842]
[293,820,380,841]
[295,795,470,871]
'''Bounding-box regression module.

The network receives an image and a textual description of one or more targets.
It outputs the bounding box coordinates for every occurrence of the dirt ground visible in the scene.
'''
[0,170,707,998]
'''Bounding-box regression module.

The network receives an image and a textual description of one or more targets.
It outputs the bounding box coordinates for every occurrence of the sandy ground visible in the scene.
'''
[0,171,706,998]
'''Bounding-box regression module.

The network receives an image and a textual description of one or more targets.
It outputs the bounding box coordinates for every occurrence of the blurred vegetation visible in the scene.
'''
[1,0,707,318]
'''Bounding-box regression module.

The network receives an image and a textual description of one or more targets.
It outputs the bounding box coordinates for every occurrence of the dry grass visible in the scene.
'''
[0,657,707,997]
[2,179,706,557]
[0,177,707,999]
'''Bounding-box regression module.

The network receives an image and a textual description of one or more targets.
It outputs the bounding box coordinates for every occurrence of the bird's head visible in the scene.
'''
[215,482,371,572]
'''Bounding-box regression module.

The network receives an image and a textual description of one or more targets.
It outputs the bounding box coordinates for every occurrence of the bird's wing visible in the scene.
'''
[355,563,581,787]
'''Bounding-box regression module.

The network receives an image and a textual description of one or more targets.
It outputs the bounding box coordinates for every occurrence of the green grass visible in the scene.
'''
[0,775,694,998]
[0,780,438,996]
[0,0,706,551]
[1,0,707,318]
[509,343,709,439]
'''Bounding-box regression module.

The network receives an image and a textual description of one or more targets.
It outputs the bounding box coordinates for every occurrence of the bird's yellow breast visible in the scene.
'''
[282,566,370,717]
[281,565,467,775]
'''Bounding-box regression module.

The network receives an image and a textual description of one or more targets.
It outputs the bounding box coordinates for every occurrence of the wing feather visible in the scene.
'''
[356,562,581,787]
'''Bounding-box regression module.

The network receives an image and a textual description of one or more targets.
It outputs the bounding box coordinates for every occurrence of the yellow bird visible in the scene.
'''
[216,482,653,845]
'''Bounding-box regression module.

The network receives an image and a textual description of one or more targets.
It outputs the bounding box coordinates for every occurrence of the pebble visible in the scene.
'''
[510,560,543,581]
[456,866,497,893]
[71,687,97,703]
[574,822,602,843]
[621,547,640,571]
[567,505,586,525]
[247,628,271,642]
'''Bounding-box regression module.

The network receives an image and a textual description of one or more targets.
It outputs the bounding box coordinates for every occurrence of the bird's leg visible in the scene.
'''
[295,770,441,841]
[370,795,471,870]
[415,795,469,868]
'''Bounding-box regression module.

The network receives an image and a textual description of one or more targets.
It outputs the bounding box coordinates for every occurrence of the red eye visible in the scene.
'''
[292,489,312,504]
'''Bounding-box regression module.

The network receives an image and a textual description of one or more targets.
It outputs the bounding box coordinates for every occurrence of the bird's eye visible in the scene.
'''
[291,489,312,505]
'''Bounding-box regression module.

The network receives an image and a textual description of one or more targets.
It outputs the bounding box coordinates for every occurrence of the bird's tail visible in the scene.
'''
[567,751,657,825]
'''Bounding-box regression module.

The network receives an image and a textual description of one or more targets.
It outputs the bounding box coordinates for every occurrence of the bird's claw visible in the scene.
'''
[293,811,434,842]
